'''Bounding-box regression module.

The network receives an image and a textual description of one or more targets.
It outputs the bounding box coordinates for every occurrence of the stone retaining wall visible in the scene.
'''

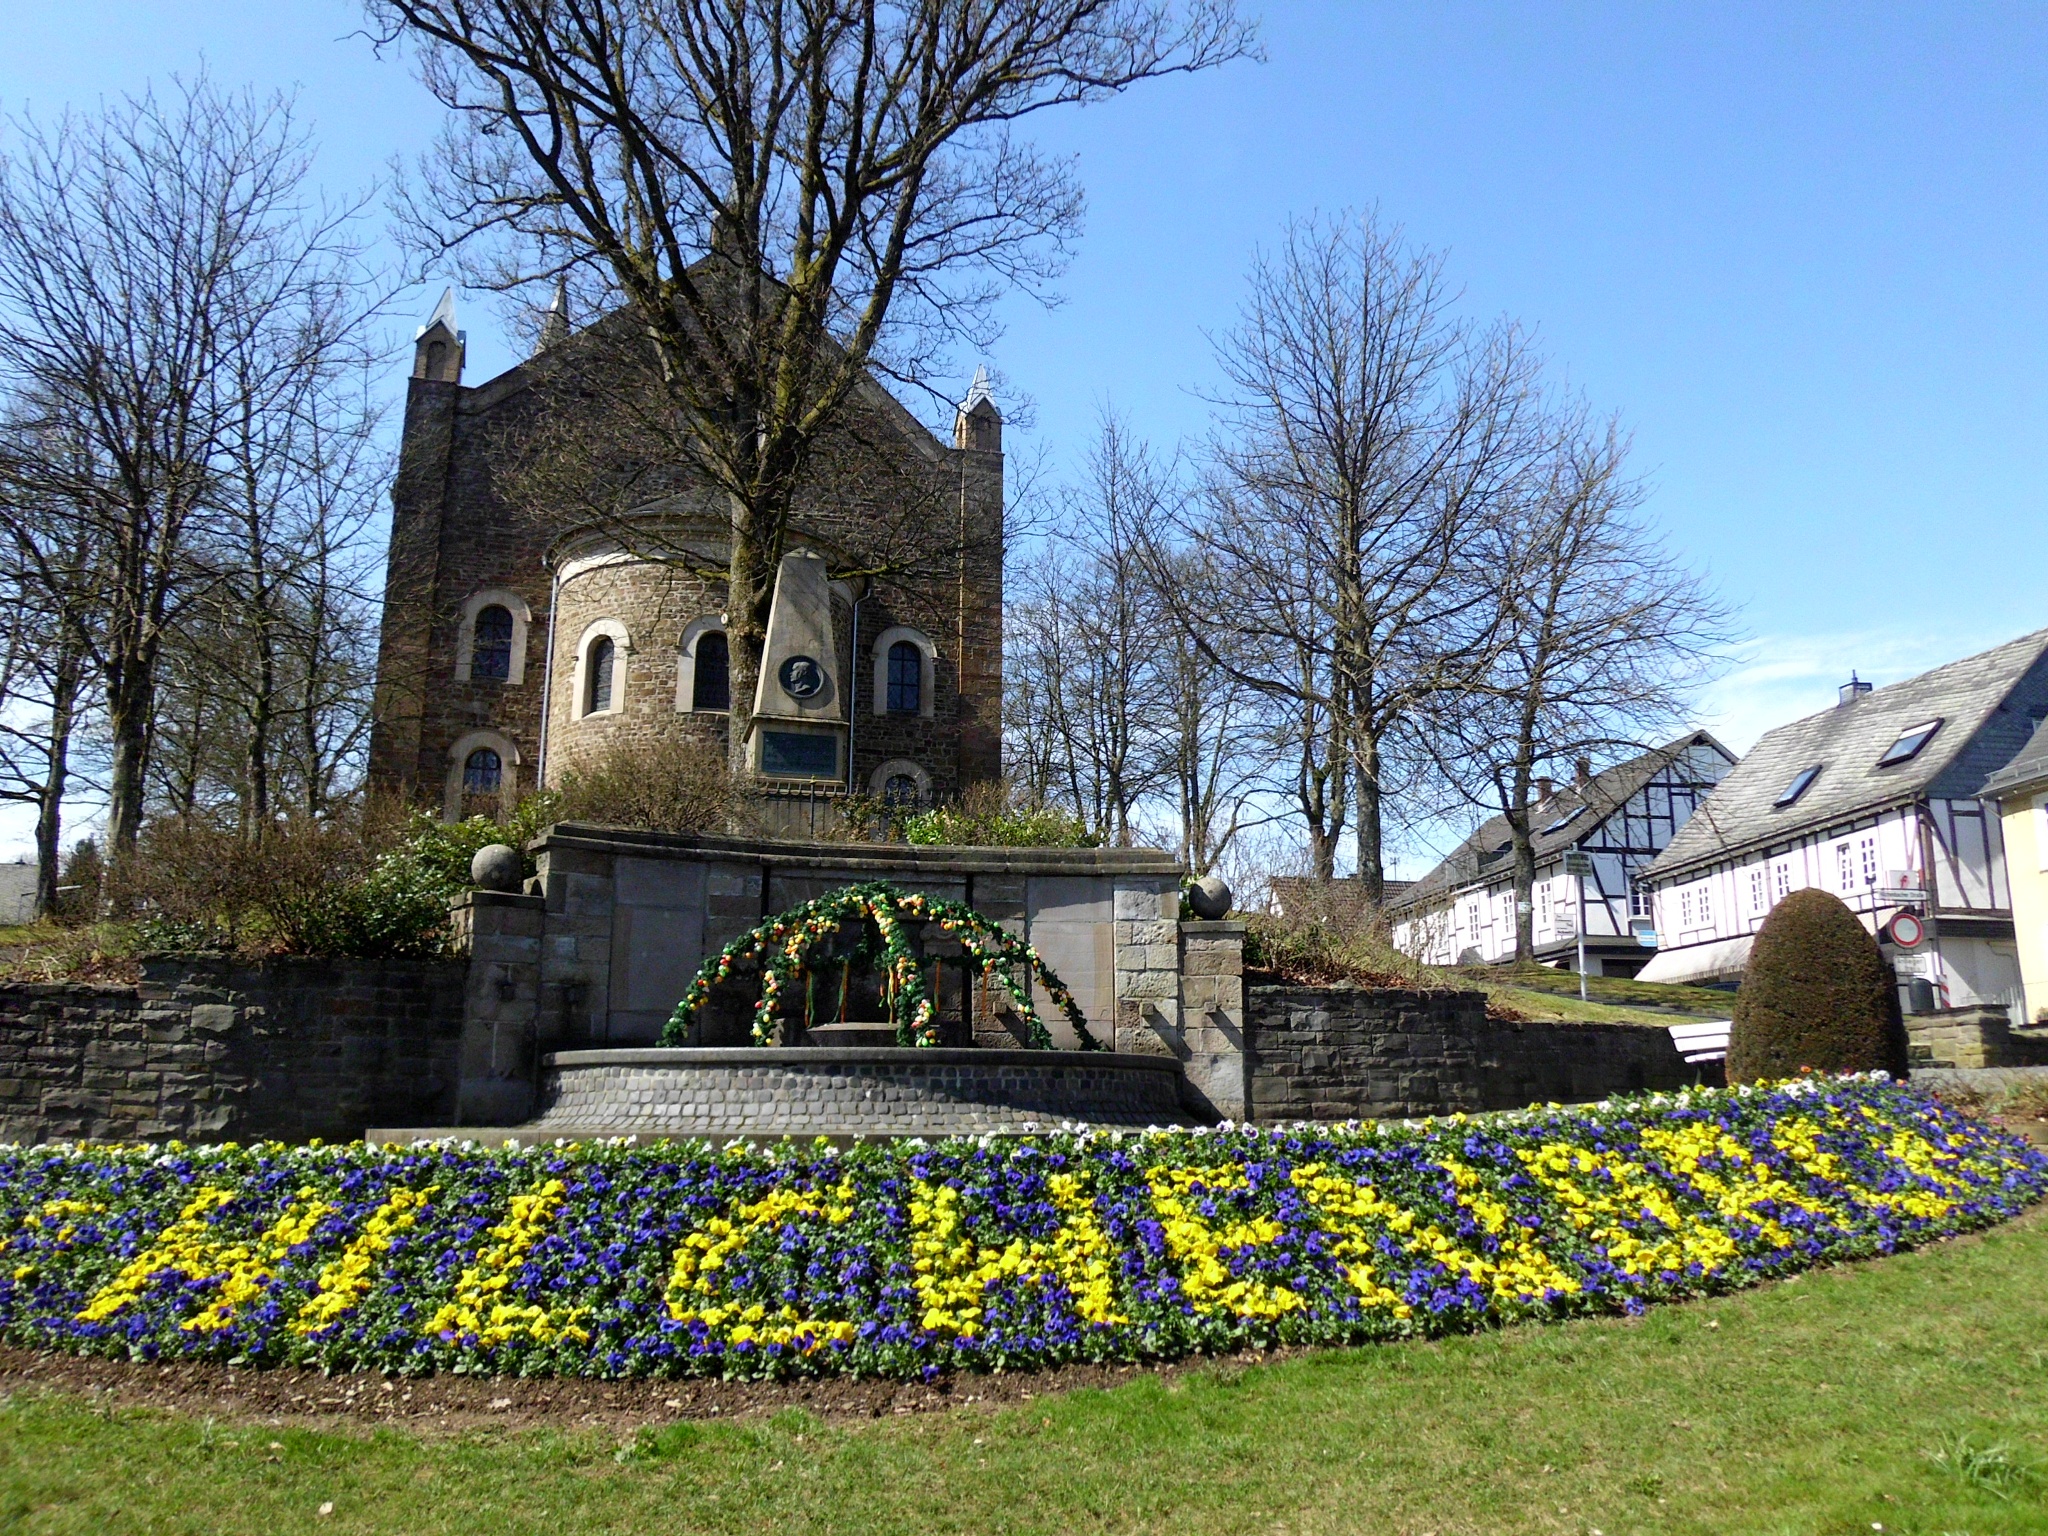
[1905,1005,2048,1071]
[0,955,465,1144]
[1245,984,1702,1120]
[505,1046,1193,1138]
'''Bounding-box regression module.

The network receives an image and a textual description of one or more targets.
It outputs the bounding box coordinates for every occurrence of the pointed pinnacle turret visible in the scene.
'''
[954,365,1001,452]
[536,278,569,353]
[411,287,465,384]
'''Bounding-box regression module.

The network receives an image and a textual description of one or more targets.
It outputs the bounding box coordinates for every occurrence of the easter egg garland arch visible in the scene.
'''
[660,879,1104,1050]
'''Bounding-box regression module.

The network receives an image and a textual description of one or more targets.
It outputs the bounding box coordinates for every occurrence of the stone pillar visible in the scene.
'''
[1906,1004,2012,1069]
[451,889,545,1125]
[1112,877,1183,1054]
[1179,920,1248,1121]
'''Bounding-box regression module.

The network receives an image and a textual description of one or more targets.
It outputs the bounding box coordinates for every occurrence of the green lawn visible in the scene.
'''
[1457,962,1736,1018]
[4,1208,2048,1534]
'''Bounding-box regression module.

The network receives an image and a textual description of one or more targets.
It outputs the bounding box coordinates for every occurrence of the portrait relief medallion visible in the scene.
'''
[779,654,826,700]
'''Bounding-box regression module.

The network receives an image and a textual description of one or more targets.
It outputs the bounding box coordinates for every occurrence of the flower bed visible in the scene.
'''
[2,1078,2043,1381]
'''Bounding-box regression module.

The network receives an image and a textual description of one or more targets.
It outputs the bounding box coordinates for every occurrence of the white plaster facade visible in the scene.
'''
[1391,736,1734,976]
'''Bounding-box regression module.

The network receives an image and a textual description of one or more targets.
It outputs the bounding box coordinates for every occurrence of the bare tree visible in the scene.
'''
[1149,548,1273,874]
[0,78,380,880]
[1007,419,1172,843]
[368,0,1253,772]
[1426,406,1735,961]
[0,420,105,913]
[187,285,387,833]
[1165,212,1543,890]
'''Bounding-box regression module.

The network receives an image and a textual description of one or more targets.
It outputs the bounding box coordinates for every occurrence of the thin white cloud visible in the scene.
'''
[1697,626,2020,754]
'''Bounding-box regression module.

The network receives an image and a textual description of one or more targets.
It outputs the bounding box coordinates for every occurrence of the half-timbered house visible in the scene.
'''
[1389,733,1737,976]
[1635,628,2048,1009]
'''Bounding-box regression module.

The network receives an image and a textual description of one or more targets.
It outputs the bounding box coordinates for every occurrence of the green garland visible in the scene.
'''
[659,880,1102,1050]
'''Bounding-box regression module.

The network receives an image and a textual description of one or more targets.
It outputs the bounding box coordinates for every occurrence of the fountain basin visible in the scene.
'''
[371,1046,1197,1144]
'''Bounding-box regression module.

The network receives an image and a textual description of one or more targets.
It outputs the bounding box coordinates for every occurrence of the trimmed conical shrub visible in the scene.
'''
[1727,888,1910,1083]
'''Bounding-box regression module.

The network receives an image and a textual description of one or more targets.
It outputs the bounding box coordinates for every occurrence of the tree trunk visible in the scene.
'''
[1353,731,1386,906]
[724,497,771,780]
[1510,804,1537,963]
[32,642,81,919]
[104,675,153,889]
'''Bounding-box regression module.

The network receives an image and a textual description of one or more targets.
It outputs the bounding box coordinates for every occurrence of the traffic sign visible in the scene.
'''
[1886,910,1925,949]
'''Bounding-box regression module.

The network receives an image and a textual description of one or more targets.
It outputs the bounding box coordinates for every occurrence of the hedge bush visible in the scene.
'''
[1728,888,1910,1083]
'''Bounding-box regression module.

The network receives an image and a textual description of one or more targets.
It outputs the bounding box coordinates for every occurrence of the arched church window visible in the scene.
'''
[882,772,921,808]
[470,604,513,680]
[587,636,616,714]
[425,339,447,376]
[463,747,502,795]
[887,640,922,714]
[692,629,730,711]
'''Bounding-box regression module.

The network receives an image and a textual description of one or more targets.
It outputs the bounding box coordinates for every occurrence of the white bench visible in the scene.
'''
[1667,1020,1732,1065]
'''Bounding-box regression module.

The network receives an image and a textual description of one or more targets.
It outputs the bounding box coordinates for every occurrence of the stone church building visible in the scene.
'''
[367,291,1005,823]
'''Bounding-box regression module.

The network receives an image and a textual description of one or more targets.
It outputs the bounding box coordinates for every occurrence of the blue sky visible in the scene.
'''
[2,3,2045,864]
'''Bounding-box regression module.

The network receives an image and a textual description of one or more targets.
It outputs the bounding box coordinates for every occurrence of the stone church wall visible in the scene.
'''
[368,314,1004,820]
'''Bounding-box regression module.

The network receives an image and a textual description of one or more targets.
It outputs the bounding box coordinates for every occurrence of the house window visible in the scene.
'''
[1774,860,1792,901]
[886,640,922,714]
[1697,884,1712,926]
[1836,843,1855,893]
[1537,882,1550,925]
[1680,890,1694,927]
[1630,878,1653,919]
[1749,867,1766,914]
[1876,718,1943,768]
[462,747,501,795]
[1859,836,1878,889]
[587,636,616,714]
[470,605,513,680]
[692,629,730,711]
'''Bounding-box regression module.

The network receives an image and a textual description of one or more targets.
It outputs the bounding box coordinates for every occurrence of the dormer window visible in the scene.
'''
[1876,718,1942,767]
[1775,764,1822,808]
[1542,806,1585,835]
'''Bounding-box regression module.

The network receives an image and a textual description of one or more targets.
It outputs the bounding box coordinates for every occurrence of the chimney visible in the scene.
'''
[1839,672,1873,706]
[954,365,1002,453]
[1574,757,1592,790]
[1535,775,1554,804]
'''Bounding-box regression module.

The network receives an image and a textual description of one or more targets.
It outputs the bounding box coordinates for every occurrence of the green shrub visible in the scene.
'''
[554,735,732,833]
[277,798,558,959]
[1727,888,1909,1083]
[888,781,1097,848]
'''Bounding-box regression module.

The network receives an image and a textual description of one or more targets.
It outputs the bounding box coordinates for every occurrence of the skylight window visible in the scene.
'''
[1876,718,1943,768]
[1774,764,1822,809]
[1542,806,1585,834]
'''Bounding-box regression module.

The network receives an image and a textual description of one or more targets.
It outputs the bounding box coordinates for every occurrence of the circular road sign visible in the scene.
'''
[1887,910,1925,949]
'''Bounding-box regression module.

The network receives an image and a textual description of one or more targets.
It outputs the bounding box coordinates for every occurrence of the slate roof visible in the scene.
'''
[1388,731,1733,913]
[1982,713,2048,800]
[1644,627,2048,882]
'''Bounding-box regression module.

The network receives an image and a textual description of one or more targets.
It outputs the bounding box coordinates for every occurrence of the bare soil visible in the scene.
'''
[0,1342,1217,1435]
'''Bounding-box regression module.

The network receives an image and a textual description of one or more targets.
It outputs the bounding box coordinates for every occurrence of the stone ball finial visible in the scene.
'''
[471,843,523,893]
[1187,873,1233,921]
